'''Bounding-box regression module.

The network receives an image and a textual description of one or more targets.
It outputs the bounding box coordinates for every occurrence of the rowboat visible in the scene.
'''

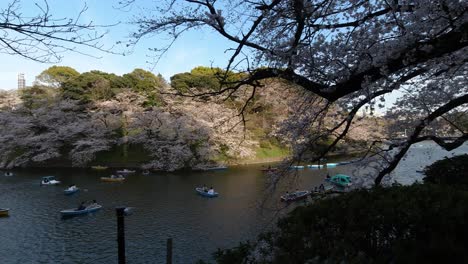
[41,176,60,185]
[290,165,305,169]
[261,167,278,172]
[116,169,135,174]
[326,163,338,167]
[64,187,79,195]
[195,187,219,197]
[0,208,9,217]
[60,204,102,217]
[91,165,108,170]
[307,164,324,169]
[326,174,352,187]
[281,190,310,202]
[4,172,13,176]
[201,166,228,171]
[101,176,125,182]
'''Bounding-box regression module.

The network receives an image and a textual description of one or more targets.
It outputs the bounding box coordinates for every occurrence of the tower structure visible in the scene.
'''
[18,73,26,89]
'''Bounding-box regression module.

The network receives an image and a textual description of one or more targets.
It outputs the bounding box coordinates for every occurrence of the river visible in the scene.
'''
[0,141,466,263]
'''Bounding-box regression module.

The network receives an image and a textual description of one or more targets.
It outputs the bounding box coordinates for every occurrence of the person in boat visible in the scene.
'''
[87,200,98,208]
[202,185,208,192]
[77,202,86,211]
[314,186,318,193]
[319,184,325,192]
[208,187,215,195]
[326,173,331,179]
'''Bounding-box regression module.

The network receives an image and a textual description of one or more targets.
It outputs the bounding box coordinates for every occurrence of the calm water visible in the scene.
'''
[0,163,351,264]
[0,141,466,263]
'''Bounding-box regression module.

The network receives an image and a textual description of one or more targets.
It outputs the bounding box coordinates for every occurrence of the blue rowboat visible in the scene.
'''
[326,174,352,187]
[326,163,338,167]
[195,187,219,197]
[307,164,324,169]
[64,187,79,195]
[60,205,102,217]
[290,165,305,169]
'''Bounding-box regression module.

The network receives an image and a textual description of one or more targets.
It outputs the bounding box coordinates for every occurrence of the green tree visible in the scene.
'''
[61,71,115,101]
[122,69,165,106]
[19,85,56,109]
[170,66,242,93]
[36,66,80,88]
[122,68,164,93]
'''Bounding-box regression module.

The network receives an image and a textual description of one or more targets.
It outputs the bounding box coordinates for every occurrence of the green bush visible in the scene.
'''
[214,184,468,263]
[423,154,468,186]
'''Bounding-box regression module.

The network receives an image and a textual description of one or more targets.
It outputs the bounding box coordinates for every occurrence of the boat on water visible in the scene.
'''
[4,172,14,176]
[337,159,358,165]
[307,164,324,169]
[261,167,278,172]
[142,170,150,175]
[201,166,228,171]
[281,190,310,202]
[195,187,219,197]
[0,208,9,217]
[101,175,125,182]
[91,165,108,170]
[64,186,79,195]
[326,174,352,187]
[290,165,305,169]
[41,176,60,185]
[60,204,102,217]
[116,169,136,174]
[326,163,338,167]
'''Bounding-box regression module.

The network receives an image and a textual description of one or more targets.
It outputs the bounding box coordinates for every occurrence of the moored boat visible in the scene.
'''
[307,164,324,169]
[261,167,278,172]
[91,165,108,170]
[4,172,14,176]
[281,190,310,202]
[60,204,102,217]
[325,163,338,167]
[64,186,79,195]
[195,187,219,197]
[201,166,228,171]
[290,165,305,169]
[41,176,60,185]
[0,208,9,217]
[116,169,136,174]
[326,174,352,187]
[101,175,125,182]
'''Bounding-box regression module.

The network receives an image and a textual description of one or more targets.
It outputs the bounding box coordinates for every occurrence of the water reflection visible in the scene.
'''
[0,141,466,263]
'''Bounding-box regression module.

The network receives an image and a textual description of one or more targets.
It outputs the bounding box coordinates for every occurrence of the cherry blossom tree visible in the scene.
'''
[128,0,468,185]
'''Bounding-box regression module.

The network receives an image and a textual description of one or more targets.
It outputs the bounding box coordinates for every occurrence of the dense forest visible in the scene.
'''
[0,66,383,170]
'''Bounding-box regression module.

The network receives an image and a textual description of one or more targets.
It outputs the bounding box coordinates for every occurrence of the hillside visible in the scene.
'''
[0,66,384,170]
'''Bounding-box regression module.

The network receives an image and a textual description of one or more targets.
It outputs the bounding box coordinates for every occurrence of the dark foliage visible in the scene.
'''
[423,154,468,186]
[214,184,468,263]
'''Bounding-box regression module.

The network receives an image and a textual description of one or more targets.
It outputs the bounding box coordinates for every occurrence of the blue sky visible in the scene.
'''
[0,0,234,89]
[0,0,398,113]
